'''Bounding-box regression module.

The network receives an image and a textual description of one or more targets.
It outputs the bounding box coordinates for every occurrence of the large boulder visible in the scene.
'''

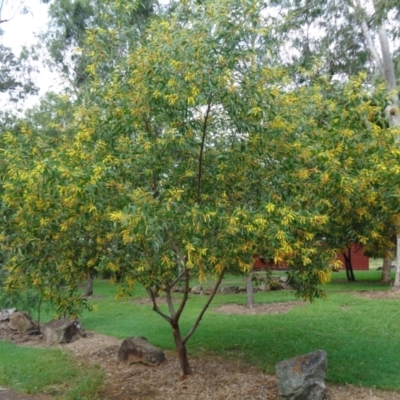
[42,319,86,344]
[275,350,327,400]
[258,282,271,292]
[191,285,203,294]
[269,276,284,290]
[220,286,239,294]
[118,336,165,366]
[8,312,37,333]
[0,308,17,321]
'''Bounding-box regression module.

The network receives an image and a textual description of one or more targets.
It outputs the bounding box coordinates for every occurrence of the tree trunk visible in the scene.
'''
[343,248,356,282]
[357,2,400,289]
[246,273,254,308]
[393,234,400,289]
[83,274,94,297]
[172,323,191,375]
[381,254,392,284]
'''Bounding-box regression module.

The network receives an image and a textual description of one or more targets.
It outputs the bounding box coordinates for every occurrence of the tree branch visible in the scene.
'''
[147,288,172,322]
[165,287,176,318]
[196,99,212,204]
[378,24,397,92]
[170,269,186,289]
[353,0,385,78]
[173,268,190,325]
[183,272,224,344]
[166,232,186,266]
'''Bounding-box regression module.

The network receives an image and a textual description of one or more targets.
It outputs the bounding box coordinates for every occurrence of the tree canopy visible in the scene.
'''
[1,0,400,375]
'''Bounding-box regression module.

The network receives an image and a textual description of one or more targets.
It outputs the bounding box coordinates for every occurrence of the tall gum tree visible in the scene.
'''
[271,0,400,283]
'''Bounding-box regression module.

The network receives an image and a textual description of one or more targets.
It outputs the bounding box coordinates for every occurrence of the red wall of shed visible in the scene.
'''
[336,244,369,270]
[253,244,369,271]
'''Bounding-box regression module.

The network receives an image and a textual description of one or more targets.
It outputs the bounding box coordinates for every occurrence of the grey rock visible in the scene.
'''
[275,350,327,400]
[42,319,86,344]
[191,285,203,294]
[118,336,165,366]
[258,283,271,292]
[8,312,37,333]
[269,277,284,290]
[0,308,17,321]
[220,286,239,294]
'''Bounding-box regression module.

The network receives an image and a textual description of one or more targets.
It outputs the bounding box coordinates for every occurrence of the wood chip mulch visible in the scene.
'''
[356,289,400,299]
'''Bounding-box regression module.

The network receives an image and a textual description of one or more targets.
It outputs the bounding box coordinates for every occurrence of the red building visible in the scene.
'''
[253,244,369,271]
[336,244,369,270]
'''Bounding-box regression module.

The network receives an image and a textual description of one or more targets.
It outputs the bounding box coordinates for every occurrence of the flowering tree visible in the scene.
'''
[1,0,399,375]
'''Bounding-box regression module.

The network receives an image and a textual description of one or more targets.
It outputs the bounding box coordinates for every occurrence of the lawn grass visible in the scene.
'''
[0,341,104,399]
[3,267,400,396]
[80,269,400,391]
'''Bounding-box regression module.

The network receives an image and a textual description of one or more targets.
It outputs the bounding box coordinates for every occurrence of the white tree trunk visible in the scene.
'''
[394,235,400,289]
[246,274,254,308]
[381,254,393,284]
[356,5,400,287]
[386,103,400,288]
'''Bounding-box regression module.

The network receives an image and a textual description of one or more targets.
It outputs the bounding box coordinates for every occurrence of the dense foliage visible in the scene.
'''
[1,0,400,374]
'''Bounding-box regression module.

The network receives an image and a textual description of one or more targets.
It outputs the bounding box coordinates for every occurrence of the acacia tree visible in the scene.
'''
[2,0,399,375]
[75,1,338,374]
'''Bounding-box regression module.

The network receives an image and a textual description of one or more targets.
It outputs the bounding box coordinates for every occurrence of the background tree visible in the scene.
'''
[271,0,400,283]
[39,0,160,91]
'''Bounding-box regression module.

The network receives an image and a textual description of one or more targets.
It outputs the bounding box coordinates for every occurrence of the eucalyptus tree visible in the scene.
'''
[40,0,160,91]
[271,0,400,283]
[0,43,37,106]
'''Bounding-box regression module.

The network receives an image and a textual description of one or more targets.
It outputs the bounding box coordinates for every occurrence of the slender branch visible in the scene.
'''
[196,99,213,203]
[0,0,25,24]
[147,288,172,322]
[165,287,176,318]
[169,269,186,289]
[72,227,112,257]
[183,273,224,344]
[37,297,42,333]
[166,232,186,266]
[173,268,190,324]
[134,13,143,36]
[74,240,110,257]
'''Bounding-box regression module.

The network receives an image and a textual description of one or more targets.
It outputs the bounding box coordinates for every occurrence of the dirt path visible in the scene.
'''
[0,388,50,400]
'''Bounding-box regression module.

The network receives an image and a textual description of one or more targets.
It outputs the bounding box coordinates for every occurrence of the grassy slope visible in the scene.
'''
[80,269,400,390]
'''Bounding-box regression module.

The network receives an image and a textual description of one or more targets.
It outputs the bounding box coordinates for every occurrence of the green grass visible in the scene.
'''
[80,270,400,391]
[0,341,104,399]
[3,267,400,397]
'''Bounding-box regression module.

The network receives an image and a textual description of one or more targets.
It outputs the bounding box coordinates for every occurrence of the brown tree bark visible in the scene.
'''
[172,323,192,375]
[83,274,94,297]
